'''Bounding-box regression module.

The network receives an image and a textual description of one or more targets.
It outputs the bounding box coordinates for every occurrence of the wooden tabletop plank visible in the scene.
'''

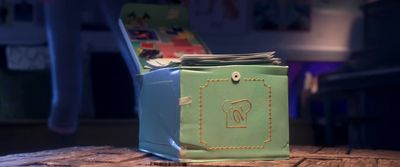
[2,146,400,167]
[187,158,304,167]
[291,146,349,160]
[79,148,146,163]
[378,159,400,167]
[32,148,149,167]
[290,145,322,154]
[248,158,304,167]
[0,146,112,166]
[297,159,342,167]
[316,147,349,155]
[0,146,110,162]
[341,158,377,167]
[120,156,176,166]
[350,149,400,160]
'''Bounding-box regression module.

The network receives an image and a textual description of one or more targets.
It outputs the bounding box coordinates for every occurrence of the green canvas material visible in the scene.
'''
[179,65,288,162]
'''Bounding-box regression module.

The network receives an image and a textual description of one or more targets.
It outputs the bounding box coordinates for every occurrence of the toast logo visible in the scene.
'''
[222,99,252,128]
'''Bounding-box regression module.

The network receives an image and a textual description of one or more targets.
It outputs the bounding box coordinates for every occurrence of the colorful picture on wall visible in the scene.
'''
[253,0,311,31]
[121,4,208,69]
[189,0,248,33]
[128,29,159,41]
[314,0,367,11]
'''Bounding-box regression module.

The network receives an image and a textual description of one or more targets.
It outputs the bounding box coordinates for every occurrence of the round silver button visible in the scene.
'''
[231,71,241,82]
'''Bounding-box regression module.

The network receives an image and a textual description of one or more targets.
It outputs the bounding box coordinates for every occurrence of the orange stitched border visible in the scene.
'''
[199,86,203,144]
[264,86,272,143]
[199,77,272,150]
[207,145,265,150]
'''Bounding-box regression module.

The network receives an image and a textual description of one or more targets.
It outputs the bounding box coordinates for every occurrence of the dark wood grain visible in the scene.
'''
[341,158,377,167]
[1,146,400,167]
[378,159,400,167]
[297,159,342,167]
[290,145,322,154]
[350,149,400,160]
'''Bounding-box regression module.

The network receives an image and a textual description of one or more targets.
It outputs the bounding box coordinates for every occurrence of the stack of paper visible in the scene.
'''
[146,52,281,69]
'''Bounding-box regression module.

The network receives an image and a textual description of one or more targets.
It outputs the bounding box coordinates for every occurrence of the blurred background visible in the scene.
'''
[0,0,399,155]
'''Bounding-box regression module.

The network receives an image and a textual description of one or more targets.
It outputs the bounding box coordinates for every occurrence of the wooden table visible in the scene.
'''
[1,146,400,166]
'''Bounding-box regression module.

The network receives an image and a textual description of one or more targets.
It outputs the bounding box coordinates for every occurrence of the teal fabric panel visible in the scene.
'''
[139,67,181,159]
[118,19,143,74]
